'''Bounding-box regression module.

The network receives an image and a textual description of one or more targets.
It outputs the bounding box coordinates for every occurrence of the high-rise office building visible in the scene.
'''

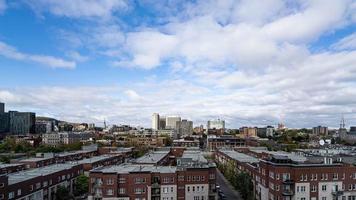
[9,111,36,135]
[0,103,9,134]
[207,119,225,130]
[177,119,193,137]
[166,116,181,129]
[159,117,166,129]
[152,113,160,130]
[312,126,328,135]
[0,102,4,113]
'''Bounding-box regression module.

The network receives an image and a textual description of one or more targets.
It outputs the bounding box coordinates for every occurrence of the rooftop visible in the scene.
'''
[134,150,170,164]
[220,150,259,163]
[249,149,307,162]
[76,155,117,164]
[8,163,80,185]
[92,163,177,174]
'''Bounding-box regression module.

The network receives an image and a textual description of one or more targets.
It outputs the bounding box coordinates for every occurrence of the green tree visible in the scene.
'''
[55,186,74,200]
[236,172,253,200]
[74,174,89,196]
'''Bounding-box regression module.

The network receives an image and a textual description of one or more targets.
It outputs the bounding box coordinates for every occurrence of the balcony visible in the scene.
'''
[282,179,294,185]
[282,190,294,196]
[332,190,344,196]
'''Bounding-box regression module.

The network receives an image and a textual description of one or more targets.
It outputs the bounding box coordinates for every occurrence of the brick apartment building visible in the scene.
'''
[0,163,82,200]
[89,149,217,200]
[215,149,356,200]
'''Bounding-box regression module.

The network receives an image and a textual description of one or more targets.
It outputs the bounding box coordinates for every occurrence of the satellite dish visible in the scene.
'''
[319,140,325,146]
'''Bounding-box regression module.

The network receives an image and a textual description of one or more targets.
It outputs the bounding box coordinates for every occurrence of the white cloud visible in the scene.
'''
[332,33,356,50]
[0,0,6,14]
[2,0,356,128]
[66,51,89,62]
[0,41,75,68]
[27,0,127,18]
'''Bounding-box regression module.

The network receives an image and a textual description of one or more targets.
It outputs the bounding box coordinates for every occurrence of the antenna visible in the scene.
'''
[340,115,345,129]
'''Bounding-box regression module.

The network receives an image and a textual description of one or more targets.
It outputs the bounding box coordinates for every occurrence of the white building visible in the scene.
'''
[166,116,181,129]
[207,119,225,130]
[152,113,160,130]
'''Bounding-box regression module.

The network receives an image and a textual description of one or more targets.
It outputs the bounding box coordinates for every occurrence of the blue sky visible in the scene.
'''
[0,0,356,128]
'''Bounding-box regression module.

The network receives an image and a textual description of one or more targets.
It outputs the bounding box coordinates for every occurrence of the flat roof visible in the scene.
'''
[220,150,259,163]
[182,151,208,163]
[8,163,80,185]
[76,155,117,164]
[0,163,24,169]
[249,149,307,162]
[91,163,177,174]
[134,150,169,164]
[19,157,53,162]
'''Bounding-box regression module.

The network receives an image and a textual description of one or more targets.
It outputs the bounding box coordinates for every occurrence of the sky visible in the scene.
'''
[0,0,356,128]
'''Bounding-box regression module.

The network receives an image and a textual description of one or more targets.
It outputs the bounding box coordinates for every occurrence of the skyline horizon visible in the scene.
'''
[1,101,353,129]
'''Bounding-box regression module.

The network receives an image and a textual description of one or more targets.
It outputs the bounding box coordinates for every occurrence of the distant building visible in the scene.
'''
[9,111,36,135]
[239,127,257,138]
[42,132,93,146]
[313,126,328,135]
[159,117,166,129]
[35,121,53,134]
[0,102,4,113]
[207,119,225,130]
[166,116,181,129]
[176,119,193,137]
[157,129,177,139]
[257,126,274,137]
[152,113,160,130]
[349,126,356,135]
[0,112,9,134]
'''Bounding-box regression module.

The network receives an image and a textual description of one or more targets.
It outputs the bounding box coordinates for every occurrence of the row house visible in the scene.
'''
[0,163,82,200]
[89,163,217,200]
[215,149,356,200]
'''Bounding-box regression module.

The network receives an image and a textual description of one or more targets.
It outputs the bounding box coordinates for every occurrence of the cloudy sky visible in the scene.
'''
[0,0,356,128]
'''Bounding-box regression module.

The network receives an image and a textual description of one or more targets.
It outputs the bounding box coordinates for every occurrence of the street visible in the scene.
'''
[216,169,242,200]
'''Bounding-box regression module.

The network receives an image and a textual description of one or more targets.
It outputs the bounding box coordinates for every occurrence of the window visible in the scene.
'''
[163,177,170,183]
[187,186,190,192]
[36,182,41,189]
[301,186,306,192]
[201,176,205,181]
[209,174,215,179]
[107,178,114,185]
[322,185,327,191]
[8,192,14,199]
[134,187,145,194]
[178,175,184,181]
[269,172,274,179]
[119,188,125,194]
[30,185,33,191]
[333,173,338,180]
[119,177,126,183]
[17,189,21,196]
[43,181,48,187]
[322,197,327,200]
[135,177,146,184]
[311,185,317,192]
[106,189,114,195]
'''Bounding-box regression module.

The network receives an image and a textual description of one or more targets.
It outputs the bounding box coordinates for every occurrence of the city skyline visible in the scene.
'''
[0,0,356,128]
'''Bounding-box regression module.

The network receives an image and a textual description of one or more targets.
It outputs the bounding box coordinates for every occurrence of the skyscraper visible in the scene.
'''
[177,119,193,137]
[152,113,160,130]
[9,111,36,135]
[159,117,166,129]
[0,102,4,113]
[166,116,181,129]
